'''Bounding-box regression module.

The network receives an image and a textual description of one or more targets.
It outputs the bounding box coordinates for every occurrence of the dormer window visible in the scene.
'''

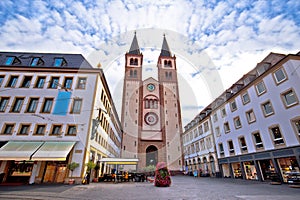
[30,57,44,66]
[5,56,20,65]
[54,58,67,67]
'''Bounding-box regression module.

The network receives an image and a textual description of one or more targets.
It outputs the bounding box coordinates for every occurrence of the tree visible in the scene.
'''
[67,162,79,178]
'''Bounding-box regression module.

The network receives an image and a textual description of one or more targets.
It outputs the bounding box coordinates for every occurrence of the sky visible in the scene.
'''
[1,0,300,126]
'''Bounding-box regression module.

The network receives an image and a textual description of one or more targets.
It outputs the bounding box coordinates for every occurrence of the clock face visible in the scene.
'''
[144,112,158,126]
[147,83,155,92]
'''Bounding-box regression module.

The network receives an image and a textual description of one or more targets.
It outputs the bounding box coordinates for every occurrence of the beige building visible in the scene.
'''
[121,33,183,172]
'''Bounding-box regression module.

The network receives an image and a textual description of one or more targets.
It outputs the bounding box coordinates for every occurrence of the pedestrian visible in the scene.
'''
[193,170,198,177]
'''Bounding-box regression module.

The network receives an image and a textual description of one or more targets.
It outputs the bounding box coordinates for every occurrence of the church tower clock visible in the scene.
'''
[121,33,183,172]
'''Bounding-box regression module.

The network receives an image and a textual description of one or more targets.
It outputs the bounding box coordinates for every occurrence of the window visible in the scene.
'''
[11,97,24,112]
[213,113,218,122]
[281,89,298,107]
[261,101,274,116]
[256,81,266,95]
[219,143,224,156]
[0,97,10,112]
[34,76,46,88]
[66,125,77,135]
[270,126,284,145]
[234,116,242,129]
[41,98,53,113]
[230,100,237,112]
[198,125,203,135]
[51,125,62,135]
[63,77,73,89]
[228,140,234,154]
[26,98,39,113]
[6,76,18,87]
[2,124,14,134]
[35,125,46,135]
[77,77,87,89]
[71,99,82,114]
[215,126,220,137]
[30,57,44,66]
[239,136,247,152]
[0,75,5,87]
[246,109,256,123]
[48,77,59,89]
[21,76,32,88]
[221,107,226,117]
[241,92,250,104]
[54,58,66,67]
[292,119,300,141]
[253,132,264,149]
[5,56,20,65]
[204,121,209,132]
[273,68,287,84]
[224,122,230,133]
[19,124,30,135]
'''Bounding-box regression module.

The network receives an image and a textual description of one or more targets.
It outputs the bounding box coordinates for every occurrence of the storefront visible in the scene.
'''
[277,157,300,183]
[6,160,34,183]
[243,161,258,180]
[231,162,242,179]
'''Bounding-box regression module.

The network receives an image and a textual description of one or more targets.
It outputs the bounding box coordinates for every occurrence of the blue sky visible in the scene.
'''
[1,0,300,125]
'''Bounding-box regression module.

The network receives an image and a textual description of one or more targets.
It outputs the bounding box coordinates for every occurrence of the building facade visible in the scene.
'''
[0,52,122,184]
[121,33,183,172]
[183,51,300,183]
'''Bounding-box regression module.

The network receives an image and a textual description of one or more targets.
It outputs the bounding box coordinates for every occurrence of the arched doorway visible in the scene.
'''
[209,156,215,176]
[146,145,158,166]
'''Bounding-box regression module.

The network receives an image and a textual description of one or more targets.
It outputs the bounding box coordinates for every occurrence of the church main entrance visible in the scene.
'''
[146,145,158,167]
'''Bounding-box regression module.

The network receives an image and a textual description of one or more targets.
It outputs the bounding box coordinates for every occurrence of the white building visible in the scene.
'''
[183,51,300,183]
[0,52,122,184]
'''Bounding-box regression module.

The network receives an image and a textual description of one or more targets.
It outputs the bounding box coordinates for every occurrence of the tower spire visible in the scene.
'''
[128,31,140,55]
[160,34,171,57]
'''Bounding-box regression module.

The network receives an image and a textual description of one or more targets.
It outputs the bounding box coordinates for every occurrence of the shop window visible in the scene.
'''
[252,132,264,149]
[63,77,73,89]
[34,124,46,135]
[2,123,15,134]
[11,97,24,113]
[18,124,30,135]
[273,68,287,84]
[230,100,237,112]
[71,98,82,114]
[255,81,266,96]
[26,98,39,113]
[66,125,77,135]
[224,122,230,133]
[50,125,62,135]
[6,75,18,88]
[34,76,46,88]
[228,140,234,155]
[21,76,32,88]
[277,157,299,182]
[241,92,250,105]
[261,101,274,117]
[0,97,10,112]
[76,77,87,89]
[234,116,242,129]
[281,89,298,108]
[239,136,247,153]
[246,109,256,124]
[270,126,285,146]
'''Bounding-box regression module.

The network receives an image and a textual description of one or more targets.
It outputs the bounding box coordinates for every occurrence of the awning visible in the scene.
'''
[0,141,44,161]
[31,141,75,161]
[99,158,139,165]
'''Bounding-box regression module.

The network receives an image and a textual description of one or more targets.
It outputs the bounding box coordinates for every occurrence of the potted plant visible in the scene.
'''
[85,161,96,184]
[67,162,79,184]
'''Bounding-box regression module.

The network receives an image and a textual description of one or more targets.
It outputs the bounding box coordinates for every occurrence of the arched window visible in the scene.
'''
[144,95,159,109]
[133,70,137,77]
[130,58,134,65]
[134,58,138,65]
[146,145,158,166]
[129,70,133,77]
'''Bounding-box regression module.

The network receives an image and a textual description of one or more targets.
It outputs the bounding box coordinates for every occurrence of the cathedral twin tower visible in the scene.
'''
[121,33,183,172]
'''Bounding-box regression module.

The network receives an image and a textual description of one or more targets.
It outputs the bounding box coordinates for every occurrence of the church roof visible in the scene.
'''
[160,34,172,57]
[128,31,140,55]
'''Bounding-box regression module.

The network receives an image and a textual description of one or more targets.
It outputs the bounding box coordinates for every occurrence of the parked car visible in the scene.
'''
[287,172,300,185]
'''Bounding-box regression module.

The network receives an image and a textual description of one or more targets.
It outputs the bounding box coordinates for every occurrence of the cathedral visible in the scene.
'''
[121,33,183,172]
